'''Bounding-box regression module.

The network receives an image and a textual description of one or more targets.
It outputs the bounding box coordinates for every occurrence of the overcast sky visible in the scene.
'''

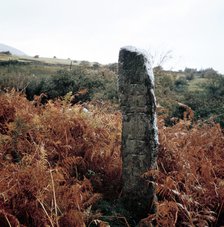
[1,0,224,73]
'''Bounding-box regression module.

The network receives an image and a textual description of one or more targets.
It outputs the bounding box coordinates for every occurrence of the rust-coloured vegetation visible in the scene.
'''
[0,91,224,226]
[0,91,121,226]
[141,113,224,226]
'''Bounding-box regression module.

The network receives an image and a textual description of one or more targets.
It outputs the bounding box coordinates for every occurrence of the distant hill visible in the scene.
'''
[0,43,26,56]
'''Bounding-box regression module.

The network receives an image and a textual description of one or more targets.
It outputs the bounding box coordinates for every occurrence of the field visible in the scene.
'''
[0,54,72,65]
[0,53,100,67]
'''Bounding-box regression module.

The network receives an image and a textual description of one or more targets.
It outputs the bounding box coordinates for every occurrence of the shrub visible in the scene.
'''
[174,77,188,92]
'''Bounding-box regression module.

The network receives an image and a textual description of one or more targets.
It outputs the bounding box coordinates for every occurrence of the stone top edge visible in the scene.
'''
[120,45,155,86]
[120,46,148,58]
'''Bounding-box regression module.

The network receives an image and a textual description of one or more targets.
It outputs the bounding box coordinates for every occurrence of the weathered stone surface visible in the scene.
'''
[118,46,158,219]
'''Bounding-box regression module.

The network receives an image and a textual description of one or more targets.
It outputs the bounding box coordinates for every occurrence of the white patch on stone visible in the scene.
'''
[153,112,159,146]
[145,57,155,87]
[150,88,159,146]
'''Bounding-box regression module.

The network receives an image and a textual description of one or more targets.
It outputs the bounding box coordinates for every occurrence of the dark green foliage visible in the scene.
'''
[184,67,219,79]
[43,71,77,99]
[26,68,103,101]
[154,67,224,127]
[204,75,224,97]
[201,68,219,78]
[174,77,188,92]
[184,67,197,80]
[92,200,136,226]
[0,60,21,66]
[154,68,177,112]
[0,61,118,103]
[184,75,224,126]
[1,58,223,126]
[26,76,45,100]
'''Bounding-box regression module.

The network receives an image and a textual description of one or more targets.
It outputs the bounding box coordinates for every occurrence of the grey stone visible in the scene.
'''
[118,46,158,219]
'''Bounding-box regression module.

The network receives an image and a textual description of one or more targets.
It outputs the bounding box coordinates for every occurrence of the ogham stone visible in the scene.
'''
[118,46,158,220]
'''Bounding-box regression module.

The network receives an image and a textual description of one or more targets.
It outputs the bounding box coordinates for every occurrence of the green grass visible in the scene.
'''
[188,77,208,91]
[20,56,73,65]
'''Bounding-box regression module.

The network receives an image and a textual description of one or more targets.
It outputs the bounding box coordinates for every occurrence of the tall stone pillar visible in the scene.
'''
[118,46,158,219]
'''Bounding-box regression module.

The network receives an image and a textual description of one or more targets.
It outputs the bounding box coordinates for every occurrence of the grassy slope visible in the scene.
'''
[0,53,206,90]
[0,53,100,67]
[188,77,209,91]
[0,53,71,64]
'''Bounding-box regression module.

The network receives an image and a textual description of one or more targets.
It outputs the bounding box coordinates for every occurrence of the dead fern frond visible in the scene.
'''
[83,193,103,209]
[1,91,224,226]
[0,209,20,227]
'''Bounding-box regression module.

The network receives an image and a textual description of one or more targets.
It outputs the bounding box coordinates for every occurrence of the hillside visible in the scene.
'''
[0,53,224,226]
[0,43,26,56]
[0,54,223,127]
[0,51,102,68]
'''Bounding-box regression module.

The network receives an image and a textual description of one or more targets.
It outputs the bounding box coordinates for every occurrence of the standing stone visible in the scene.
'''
[118,46,158,220]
